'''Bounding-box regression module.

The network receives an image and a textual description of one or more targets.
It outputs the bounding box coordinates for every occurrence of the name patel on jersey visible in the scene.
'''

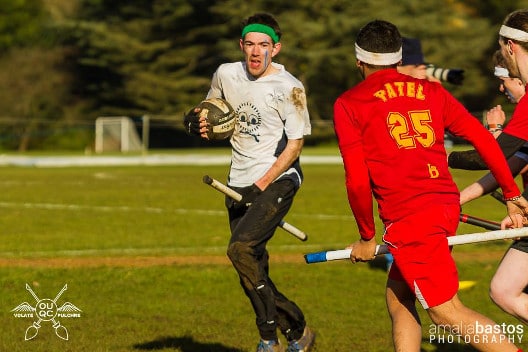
[374,81,425,102]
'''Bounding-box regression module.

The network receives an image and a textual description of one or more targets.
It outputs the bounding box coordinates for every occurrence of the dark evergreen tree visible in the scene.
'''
[0,0,524,149]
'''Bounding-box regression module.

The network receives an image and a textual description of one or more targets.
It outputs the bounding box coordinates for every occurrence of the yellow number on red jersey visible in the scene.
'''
[387,110,435,149]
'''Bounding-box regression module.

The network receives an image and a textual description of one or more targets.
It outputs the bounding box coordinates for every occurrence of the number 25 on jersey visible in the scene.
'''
[387,110,435,149]
[387,110,439,179]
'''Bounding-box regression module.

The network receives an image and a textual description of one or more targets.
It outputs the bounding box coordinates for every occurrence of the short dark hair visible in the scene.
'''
[501,9,528,52]
[241,13,282,43]
[356,20,401,69]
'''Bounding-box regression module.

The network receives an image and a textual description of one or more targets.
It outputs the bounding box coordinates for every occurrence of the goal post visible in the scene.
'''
[95,116,143,153]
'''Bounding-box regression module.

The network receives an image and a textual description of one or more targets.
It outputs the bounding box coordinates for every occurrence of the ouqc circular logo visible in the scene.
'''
[11,283,82,341]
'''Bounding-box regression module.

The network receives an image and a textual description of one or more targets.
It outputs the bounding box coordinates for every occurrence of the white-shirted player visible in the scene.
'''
[183,12,314,352]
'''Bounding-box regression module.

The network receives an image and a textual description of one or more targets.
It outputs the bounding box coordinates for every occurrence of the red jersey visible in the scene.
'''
[503,92,528,140]
[333,69,520,240]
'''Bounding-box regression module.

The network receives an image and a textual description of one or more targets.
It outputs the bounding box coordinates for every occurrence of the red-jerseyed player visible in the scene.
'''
[333,19,528,352]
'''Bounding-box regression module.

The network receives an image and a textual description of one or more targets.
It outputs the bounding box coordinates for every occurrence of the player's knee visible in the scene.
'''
[427,306,454,327]
[428,310,446,326]
[490,278,505,299]
[427,300,460,326]
[227,241,251,265]
[227,241,242,262]
[387,296,415,318]
[489,282,511,310]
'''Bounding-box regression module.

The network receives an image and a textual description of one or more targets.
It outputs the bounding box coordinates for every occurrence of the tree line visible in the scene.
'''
[0,0,524,150]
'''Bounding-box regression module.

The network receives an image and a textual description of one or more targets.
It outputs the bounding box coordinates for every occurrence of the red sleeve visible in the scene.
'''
[444,93,521,199]
[333,98,376,241]
[503,94,528,141]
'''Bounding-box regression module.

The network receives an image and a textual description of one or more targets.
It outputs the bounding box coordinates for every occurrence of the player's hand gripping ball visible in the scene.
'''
[197,98,237,140]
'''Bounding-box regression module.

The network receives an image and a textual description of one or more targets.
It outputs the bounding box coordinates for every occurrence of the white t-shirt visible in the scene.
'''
[206,61,311,187]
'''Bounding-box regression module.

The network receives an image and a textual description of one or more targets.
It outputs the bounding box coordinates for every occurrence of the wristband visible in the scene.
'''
[504,195,522,202]
[487,123,503,131]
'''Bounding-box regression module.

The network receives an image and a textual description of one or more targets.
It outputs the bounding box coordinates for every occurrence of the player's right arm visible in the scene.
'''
[333,98,377,261]
[184,66,225,139]
[444,91,528,225]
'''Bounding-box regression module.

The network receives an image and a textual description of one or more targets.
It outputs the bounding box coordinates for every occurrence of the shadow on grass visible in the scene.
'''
[367,254,390,272]
[133,335,245,352]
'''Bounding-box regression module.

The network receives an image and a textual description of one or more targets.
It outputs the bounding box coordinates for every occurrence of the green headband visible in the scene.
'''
[241,23,280,43]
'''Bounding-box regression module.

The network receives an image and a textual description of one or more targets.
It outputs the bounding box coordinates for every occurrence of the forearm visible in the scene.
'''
[460,154,528,205]
[459,182,487,205]
[348,187,376,241]
[343,156,376,241]
[254,138,303,190]
[448,149,487,170]
[448,132,526,170]
[459,171,502,205]
[476,139,521,199]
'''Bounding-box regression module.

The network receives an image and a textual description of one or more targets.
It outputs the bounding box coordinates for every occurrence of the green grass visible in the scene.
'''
[0,147,525,351]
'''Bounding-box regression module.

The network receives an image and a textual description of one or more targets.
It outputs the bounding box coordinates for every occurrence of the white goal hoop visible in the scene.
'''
[95,116,143,153]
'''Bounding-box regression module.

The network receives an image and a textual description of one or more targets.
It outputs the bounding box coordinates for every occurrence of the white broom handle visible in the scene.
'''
[203,175,308,241]
[305,227,528,263]
[448,227,528,245]
[204,175,242,201]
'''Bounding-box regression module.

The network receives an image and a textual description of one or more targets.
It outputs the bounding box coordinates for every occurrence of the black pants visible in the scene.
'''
[226,179,306,341]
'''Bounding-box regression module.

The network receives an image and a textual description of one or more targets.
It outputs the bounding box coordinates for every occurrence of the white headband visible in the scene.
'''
[499,25,528,42]
[355,43,402,65]
[494,66,510,77]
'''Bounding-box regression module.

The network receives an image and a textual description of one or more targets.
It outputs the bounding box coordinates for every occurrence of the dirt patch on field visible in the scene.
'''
[0,254,307,268]
[0,250,506,268]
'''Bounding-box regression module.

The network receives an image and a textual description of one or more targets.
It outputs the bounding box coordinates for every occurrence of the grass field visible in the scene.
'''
[0,146,526,351]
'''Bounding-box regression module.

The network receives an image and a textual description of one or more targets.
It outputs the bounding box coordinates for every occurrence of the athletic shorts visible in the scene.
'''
[510,237,528,253]
[383,203,460,309]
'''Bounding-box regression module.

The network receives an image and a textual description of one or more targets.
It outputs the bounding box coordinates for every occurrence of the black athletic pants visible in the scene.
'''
[226,178,306,341]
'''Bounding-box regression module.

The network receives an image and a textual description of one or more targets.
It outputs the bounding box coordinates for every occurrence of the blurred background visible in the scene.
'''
[0,0,525,151]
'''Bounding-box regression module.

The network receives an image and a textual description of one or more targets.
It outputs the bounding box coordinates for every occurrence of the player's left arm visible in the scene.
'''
[254,84,310,190]
[254,138,304,191]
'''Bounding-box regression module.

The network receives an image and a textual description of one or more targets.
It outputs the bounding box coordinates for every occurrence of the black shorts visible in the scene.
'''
[510,238,528,253]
